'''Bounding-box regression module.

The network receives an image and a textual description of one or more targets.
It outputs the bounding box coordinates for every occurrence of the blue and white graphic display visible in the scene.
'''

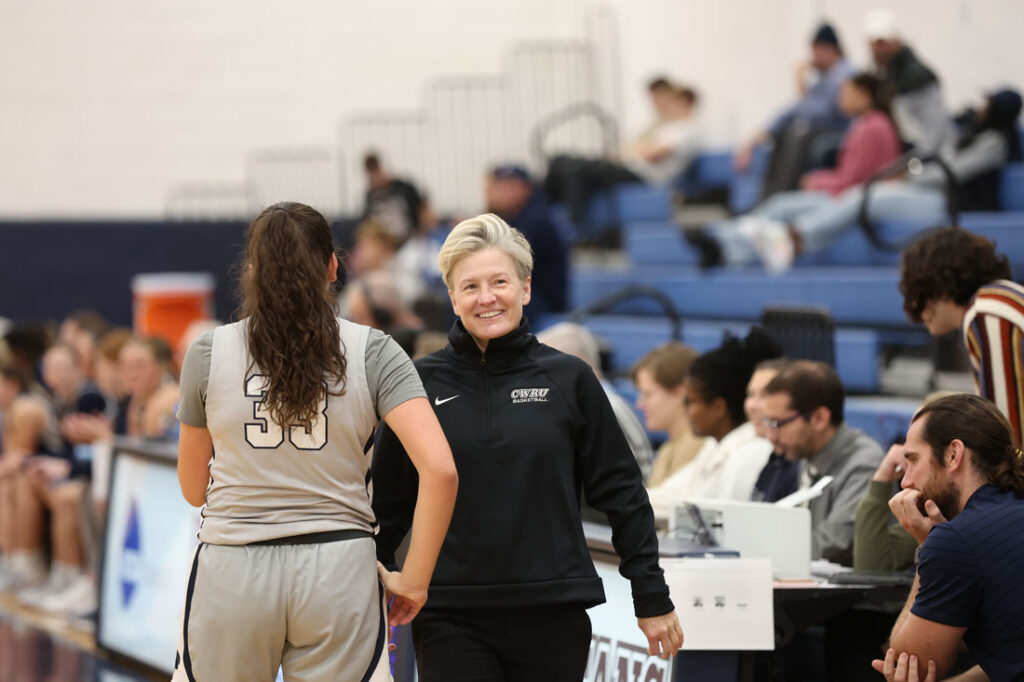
[98,450,201,675]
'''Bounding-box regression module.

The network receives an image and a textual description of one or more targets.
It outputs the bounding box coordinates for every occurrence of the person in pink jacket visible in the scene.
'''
[801,72,902,195]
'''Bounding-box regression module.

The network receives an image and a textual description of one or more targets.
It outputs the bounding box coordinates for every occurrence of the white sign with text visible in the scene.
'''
[663,558,774,650]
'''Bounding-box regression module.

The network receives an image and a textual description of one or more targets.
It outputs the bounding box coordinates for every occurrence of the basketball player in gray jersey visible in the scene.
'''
[171,202,458,682]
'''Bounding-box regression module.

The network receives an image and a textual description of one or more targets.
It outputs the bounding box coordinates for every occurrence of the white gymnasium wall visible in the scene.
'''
[1,0,1021,218]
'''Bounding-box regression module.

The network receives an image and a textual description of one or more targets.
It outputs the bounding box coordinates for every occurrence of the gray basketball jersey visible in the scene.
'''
[199,319,379,545]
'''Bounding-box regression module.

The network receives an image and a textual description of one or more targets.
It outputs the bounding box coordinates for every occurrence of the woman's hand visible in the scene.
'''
[377,562,429,627]
[637,611,684,660]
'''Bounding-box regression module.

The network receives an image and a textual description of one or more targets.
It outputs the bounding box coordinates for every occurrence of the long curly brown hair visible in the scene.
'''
[239,202,346,429]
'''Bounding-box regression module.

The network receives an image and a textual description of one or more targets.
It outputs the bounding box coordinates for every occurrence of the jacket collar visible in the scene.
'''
[446,316,535,369]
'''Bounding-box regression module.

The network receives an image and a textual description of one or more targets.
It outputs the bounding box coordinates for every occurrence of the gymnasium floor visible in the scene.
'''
[0,594,160,682]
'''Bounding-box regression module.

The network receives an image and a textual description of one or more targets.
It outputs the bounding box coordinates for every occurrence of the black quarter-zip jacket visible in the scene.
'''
[372,319,673,617]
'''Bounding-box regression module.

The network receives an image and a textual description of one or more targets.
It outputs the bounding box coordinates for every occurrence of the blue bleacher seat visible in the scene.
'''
[571,265,910,327]
[624,211,1024,269]
[999,163,1024,211]
[543,314,881,392]
[676,151,733,197]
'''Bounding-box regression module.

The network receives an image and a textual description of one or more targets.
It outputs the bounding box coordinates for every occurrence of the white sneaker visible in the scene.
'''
[739,216,795,274]
[18,563,74,609]
[0,553,46,593]
[39,572,97,617]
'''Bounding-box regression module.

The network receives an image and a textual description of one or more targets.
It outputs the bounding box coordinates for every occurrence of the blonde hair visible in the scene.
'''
[437,213,533,289]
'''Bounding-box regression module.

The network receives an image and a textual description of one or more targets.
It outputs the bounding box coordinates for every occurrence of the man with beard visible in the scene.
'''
[873,394,1024,682]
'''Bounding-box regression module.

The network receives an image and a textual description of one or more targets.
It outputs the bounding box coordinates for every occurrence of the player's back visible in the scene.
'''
[199,318,378,545]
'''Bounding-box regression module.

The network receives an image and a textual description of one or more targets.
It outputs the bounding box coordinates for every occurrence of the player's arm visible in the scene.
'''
[886,574,966,679]
[378,397,457,624]
[178,423,214,507]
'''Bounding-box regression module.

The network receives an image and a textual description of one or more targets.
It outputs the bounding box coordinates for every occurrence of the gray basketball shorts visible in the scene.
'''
[171,536,390,682]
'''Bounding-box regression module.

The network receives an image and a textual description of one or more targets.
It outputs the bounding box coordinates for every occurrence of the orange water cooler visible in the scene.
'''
[131,273,215,350]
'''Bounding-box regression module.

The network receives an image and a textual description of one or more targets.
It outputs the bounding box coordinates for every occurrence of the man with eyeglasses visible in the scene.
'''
[760,360,883,566]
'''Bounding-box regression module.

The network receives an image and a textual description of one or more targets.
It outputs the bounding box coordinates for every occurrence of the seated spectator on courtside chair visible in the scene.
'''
[760,360,883,565]
[872,394,1024,682]
[630,342,705,488]
[854,439,918,573]
[0,395,54,592]
[538,322,654,482]
[747,358,800,503]
[734,22,856,196]
[646,329,780,517]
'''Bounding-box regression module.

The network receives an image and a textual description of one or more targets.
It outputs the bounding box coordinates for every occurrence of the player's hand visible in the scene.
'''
[888,489,948,545]
[637,611,683,660]
[871,648,937,682]
[377,562,429,627]
[874,444,906,483]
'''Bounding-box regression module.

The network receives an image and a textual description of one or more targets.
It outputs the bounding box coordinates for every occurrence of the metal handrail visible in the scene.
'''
[529,101,620,167]
[569,284,683,340]
[858,152,959,251]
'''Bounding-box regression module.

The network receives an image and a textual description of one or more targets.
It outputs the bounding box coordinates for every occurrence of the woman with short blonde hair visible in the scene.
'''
[374,213,682,681]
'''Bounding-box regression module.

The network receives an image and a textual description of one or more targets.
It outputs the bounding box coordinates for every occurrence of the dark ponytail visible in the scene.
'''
[239,202,347,429]
[689,327,783,426]
[914,393,1024,497]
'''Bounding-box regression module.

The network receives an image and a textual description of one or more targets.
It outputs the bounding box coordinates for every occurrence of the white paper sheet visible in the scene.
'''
[663,557,774,650]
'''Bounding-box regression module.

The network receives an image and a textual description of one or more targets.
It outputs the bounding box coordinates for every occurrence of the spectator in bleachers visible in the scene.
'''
[646,328,780,518]
[900,226,1024,445]
[872,394,1024,682]
[747,358,801,503]
[362,151,427,242]
[538,322,654,482]
[864,8,955,157]
[688,71,902,271]
[689,88,1021,273]
[487,165,568,318]
[621,85,701,187]
[734,22,856,196]
[545,82,700,225]
[630,342,705,488]
[761,360,882,565]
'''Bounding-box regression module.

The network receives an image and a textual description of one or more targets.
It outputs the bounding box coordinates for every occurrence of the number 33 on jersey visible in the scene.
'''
[244,374,329,450]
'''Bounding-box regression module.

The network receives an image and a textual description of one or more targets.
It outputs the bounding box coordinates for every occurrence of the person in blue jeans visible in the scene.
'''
[689,89,1021,273]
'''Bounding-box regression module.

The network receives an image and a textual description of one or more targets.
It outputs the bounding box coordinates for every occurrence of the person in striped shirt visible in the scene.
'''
[900,227,1024,444]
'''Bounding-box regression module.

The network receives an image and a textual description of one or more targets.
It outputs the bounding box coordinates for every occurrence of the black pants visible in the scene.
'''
[411,604,592,682]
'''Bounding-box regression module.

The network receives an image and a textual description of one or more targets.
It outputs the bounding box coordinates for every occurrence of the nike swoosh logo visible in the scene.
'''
[434,395,460,406]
